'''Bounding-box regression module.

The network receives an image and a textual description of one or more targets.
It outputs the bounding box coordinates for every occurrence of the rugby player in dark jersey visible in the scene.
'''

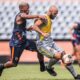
[69,22,80,66]
[0,2,48,76]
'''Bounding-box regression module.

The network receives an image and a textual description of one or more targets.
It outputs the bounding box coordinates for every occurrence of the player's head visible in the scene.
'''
[48,5,58,19]
[19,2,29,14]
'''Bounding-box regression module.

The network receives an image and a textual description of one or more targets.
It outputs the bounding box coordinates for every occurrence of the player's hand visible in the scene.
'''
[42,32,49,37]
[27,26,33,31]
[27,28,32,31]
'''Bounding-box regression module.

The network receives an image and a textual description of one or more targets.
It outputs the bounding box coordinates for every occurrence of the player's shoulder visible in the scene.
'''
[15,12,25,18]
[15,13,22,20]
[34,14,47,24]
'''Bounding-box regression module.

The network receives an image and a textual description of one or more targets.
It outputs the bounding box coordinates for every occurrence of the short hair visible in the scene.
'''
[19,2,29,8]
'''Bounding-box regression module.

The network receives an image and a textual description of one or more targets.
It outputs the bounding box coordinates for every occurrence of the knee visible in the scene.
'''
[54,51,65,59]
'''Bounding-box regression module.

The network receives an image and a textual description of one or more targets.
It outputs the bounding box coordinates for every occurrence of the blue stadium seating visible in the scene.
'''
[0,1,80,40]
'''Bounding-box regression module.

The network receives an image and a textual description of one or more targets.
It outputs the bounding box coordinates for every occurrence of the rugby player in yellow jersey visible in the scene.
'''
[29,5,80,79]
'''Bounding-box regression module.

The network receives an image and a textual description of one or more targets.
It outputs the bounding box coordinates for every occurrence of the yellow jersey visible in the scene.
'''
[39,14,52,40]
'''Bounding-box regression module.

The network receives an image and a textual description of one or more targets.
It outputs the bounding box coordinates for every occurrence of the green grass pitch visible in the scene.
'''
[0,64,80,80]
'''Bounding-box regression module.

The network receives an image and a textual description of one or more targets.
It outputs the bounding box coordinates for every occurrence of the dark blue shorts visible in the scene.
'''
[72,39,80,47]
[72,33,80,47]
[10,39,37,65]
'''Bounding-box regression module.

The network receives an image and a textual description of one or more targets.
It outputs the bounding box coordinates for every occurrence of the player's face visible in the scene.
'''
[49,7,58,19]
[22,5,29,14]
[50,11,58,19]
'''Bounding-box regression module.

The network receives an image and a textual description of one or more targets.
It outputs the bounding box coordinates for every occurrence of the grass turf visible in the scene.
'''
[0,64,80,80]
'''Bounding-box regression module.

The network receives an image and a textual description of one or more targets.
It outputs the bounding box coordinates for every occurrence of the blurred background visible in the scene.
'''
[0,0,80,63]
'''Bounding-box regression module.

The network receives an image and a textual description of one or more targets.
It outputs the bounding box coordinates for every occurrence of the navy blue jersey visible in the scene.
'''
[73,22,80,38]
[10,13,27,46]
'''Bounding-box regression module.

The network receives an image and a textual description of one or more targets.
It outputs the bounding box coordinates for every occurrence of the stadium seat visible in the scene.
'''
[0,1,80,40]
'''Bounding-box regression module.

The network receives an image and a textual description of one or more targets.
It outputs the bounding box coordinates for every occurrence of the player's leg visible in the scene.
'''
[54,50,80,79]
[30,40,45,72]
[72,33,80,62]
[40,40,80,79]
[72,38,80,66]
[72,39,77,56]
[45,47,62,76]
[51,48,80,79]
[65,63,80,79]
[60,51,80,79]
[75,44,80,66]
[25,39,45,72]
[49,50,80,79]
[46,44,63,71]
[37,51,45,72]
[36,37,79,78]
[46,58,58,76]
[5,46,24,67]
[0,46,24,76]
[37,46,58,76]
[47,58,58,69]
[36,41,59,76]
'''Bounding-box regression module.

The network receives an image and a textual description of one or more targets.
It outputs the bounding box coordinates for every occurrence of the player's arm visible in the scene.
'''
[20,13,46,19]
[29,19,49,37]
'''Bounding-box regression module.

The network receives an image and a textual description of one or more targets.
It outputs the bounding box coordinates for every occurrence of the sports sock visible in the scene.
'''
[0,64,4,70]
[47,58,58,69]
[39,61,45,67]
[66,63,77,78]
